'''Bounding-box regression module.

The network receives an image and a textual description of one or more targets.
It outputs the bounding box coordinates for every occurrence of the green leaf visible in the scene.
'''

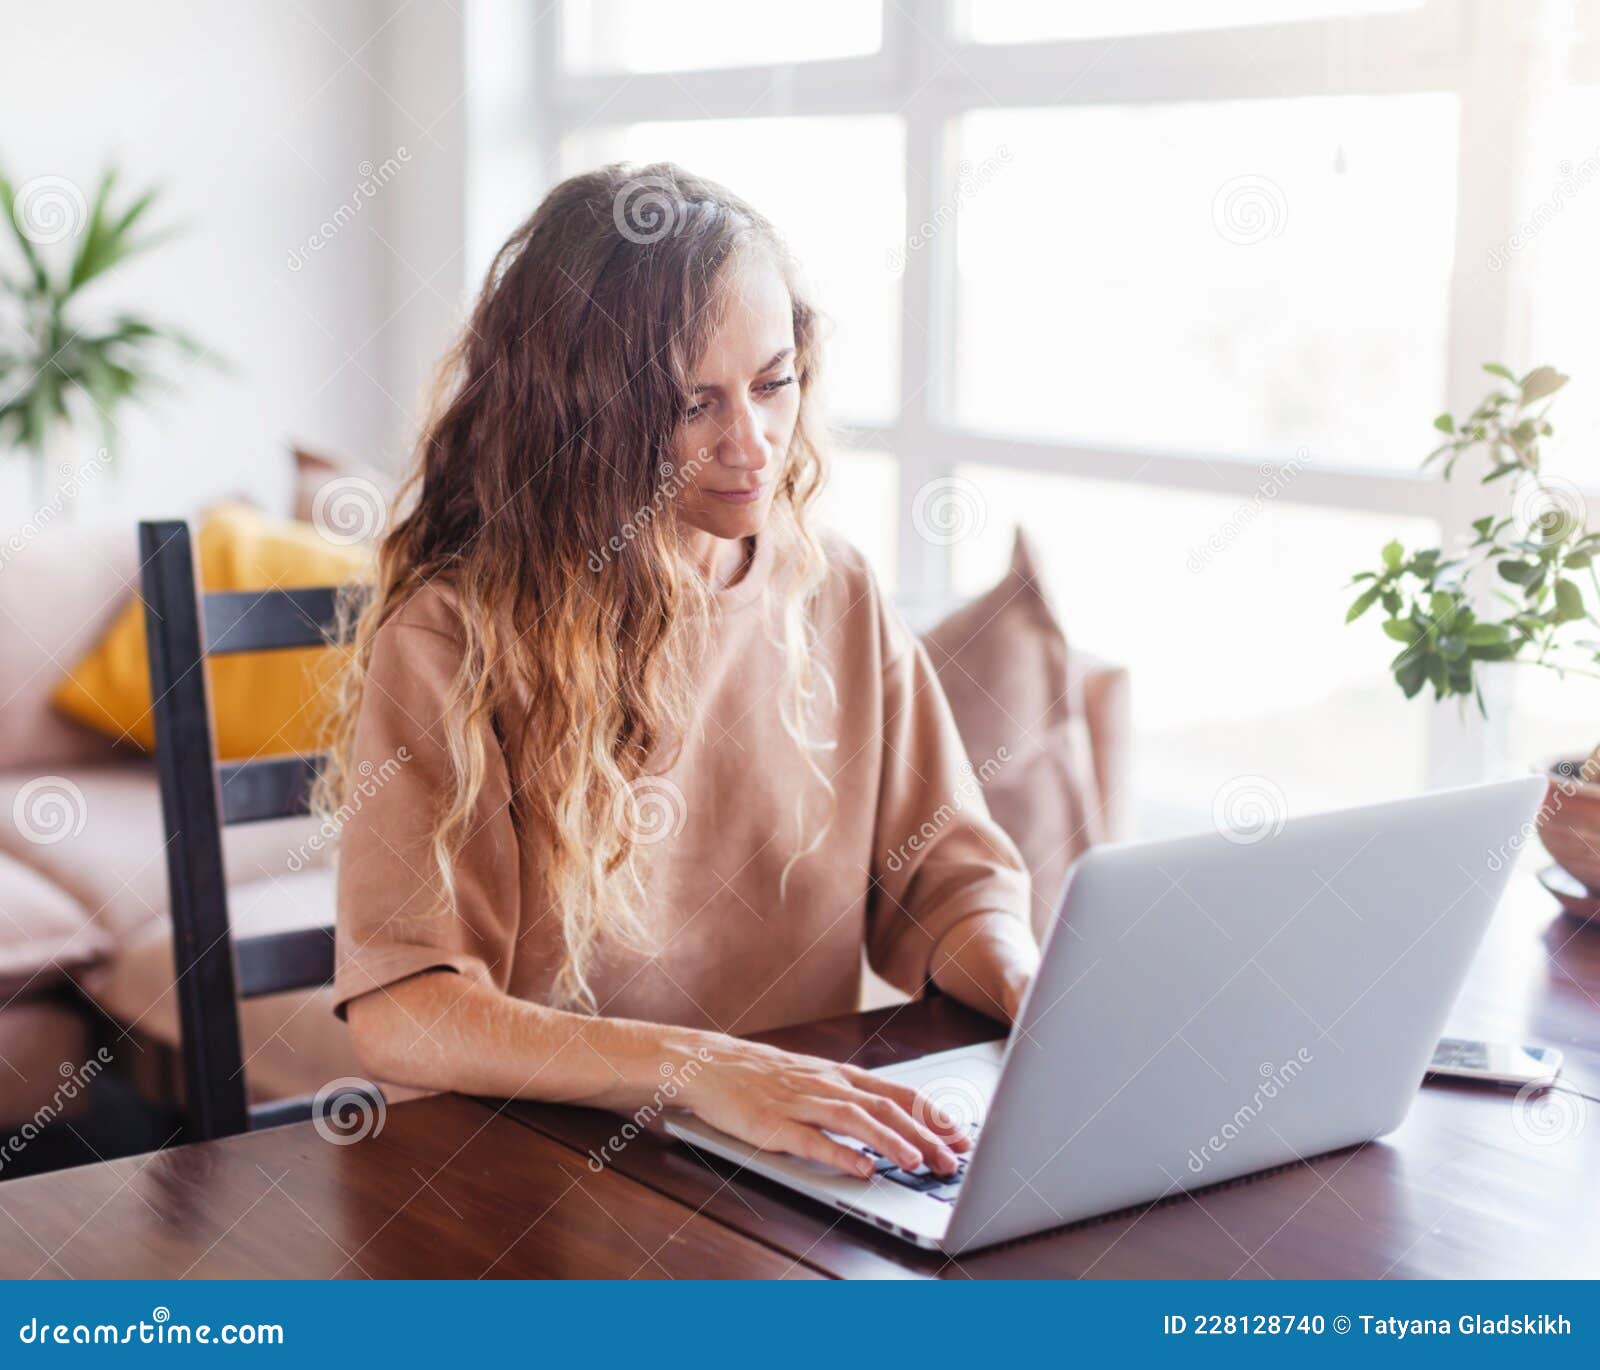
[0,172,50,294]
[1433,413,1455,434]
[1554,578,1586,623]
[1383,618,1423,644]
[1395,654,1428,699]
[1346,586,1381,622]
[1483,363,1516,381]
[1520,365,1569,404]
[1464,622,1511,645]
[1381,589,1401,616]
[1497,559,1531,584]
[1381,540,1404,572]
[1565,551,1591,570]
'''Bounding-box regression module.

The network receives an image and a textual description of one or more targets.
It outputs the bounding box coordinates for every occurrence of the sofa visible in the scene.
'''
[0,504,1130,1137]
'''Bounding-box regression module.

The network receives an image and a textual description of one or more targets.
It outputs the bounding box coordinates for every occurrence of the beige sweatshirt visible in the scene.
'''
[333,529,1030,1035]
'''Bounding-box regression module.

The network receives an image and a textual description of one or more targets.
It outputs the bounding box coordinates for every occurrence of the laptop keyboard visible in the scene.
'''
[849,1125,981,1204]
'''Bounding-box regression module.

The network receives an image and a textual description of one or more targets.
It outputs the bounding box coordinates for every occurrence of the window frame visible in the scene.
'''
[499,0,1591,791]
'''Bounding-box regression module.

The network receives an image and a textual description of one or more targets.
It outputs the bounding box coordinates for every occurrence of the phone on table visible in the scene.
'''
[1427,1037,1563,1087]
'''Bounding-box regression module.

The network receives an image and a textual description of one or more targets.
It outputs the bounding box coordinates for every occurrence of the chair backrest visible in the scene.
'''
[138,519,365,1140]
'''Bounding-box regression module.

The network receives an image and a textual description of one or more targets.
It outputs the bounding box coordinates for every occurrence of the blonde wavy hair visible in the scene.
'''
[317,164,836,1010]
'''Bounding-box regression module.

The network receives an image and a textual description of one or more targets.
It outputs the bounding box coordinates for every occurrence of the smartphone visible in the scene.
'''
[1427,1037,1564,1086]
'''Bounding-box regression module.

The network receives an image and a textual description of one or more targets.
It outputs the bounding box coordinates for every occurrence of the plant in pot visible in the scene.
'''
[1345,362,1600,919]
[0,168,207,513]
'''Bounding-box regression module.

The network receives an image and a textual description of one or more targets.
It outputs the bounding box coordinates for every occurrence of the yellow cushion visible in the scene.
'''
[51,503,369,761]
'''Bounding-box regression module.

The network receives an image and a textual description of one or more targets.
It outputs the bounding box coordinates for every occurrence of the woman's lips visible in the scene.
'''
[708,484,765,505]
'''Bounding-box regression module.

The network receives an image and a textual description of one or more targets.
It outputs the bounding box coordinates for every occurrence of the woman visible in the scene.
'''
[327,163,1040,1180]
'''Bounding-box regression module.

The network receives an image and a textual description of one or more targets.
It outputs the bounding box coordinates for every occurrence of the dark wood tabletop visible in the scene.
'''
[0,1091,818,1279]
[501,872,1600,1279]
[0,872,1591,1279]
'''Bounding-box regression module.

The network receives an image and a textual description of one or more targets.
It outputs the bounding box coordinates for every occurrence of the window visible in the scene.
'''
[951,466,1434,832]
[957,0,1424,44]
[559,0,882,73]
[953,96,1458,468]
[560,118,904,425]
[483,2,1600,833]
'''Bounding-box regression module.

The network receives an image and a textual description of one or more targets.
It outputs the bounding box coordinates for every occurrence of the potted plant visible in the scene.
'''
[1345,362,1600,917]
[0,168,207,513]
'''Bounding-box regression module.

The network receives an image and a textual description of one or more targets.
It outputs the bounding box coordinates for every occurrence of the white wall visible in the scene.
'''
[0,0,469,520]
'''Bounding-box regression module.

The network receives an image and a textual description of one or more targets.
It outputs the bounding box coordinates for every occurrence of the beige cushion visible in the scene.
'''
[0,764,333,945]
[0,851,110,998]
[922,528,1130,939]
[84,868,366,1104]
[0,520,135,769]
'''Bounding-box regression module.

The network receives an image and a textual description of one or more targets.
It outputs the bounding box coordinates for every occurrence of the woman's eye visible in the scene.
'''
[758,376,797,396]
[681,403,706,423]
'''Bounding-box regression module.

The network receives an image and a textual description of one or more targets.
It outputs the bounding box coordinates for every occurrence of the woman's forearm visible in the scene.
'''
[929,911,1041,1024]
[347,967,973,1177]
[345,970,709,1110]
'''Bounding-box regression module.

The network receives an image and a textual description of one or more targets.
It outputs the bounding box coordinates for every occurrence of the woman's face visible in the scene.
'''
[671,252,801,544]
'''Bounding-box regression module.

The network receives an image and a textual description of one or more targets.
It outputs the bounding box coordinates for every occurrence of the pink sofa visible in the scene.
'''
[0,518,364,1128]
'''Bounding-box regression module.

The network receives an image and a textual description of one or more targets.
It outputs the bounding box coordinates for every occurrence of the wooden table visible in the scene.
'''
[0,873,1594,1279]
[504,872,1599,1280]
[0,1092,816,1280]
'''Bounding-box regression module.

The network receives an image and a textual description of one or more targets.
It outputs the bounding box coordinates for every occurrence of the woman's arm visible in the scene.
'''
[930,911,1041,1024]
[347,970,968,1177]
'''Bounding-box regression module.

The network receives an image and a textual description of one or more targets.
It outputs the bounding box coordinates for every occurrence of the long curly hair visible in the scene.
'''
[317,163,836,1010]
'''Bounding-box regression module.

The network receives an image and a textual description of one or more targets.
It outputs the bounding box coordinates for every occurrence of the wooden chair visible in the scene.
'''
[137,519,377,1140]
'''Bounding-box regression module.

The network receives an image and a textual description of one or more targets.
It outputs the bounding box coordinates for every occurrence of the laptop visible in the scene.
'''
[666,776,1547,1253]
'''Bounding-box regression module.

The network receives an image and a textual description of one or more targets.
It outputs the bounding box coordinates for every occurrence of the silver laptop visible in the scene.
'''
[666,776,1546,1253]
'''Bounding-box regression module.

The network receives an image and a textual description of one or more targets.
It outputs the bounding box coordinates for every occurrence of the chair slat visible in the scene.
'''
[218,754,323,825]
[248,1079,383,1132]
[140,521,251,1142]
[237,926,335,999]
[247,1095,317,1131]
[203,587,341,654]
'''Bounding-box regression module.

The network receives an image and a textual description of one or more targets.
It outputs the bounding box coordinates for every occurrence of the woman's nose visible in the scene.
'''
[719,401,770,471]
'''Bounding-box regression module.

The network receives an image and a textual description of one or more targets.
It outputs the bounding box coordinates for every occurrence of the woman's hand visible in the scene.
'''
[674,1034,971,1178]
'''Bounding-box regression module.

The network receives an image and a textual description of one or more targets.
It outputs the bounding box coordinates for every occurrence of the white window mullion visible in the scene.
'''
[1429,0,1573,787]
[892,0,958,625]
